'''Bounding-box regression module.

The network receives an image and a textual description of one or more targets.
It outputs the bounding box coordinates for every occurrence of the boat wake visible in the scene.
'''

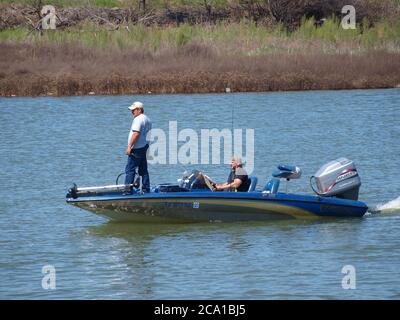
[368,196,400,215]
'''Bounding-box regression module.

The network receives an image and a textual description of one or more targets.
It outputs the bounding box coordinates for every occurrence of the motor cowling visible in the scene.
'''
[312,158,361,200]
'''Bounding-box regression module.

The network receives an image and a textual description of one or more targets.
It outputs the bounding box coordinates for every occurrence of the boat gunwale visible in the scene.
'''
[66,191,368,210]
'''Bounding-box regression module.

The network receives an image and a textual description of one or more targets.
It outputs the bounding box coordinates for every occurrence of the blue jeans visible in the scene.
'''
[124,144,150,192]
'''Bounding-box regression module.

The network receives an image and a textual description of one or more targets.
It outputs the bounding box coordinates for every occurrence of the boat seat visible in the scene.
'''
[263,178,280,194]
[272,164,302,180]
[247,176,258,192]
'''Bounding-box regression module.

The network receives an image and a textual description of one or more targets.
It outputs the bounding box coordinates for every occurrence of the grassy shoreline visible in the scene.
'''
[2,41,400,97]
[1,2,400,96]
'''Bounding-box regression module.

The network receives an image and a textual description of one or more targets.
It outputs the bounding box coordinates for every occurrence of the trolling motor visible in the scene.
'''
[310,158,361,200]
[66,170,142,199]
[66,183,133,199]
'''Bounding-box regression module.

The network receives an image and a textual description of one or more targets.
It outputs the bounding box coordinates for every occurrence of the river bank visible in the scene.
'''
[1,41,400,97]
[1,1,400,96]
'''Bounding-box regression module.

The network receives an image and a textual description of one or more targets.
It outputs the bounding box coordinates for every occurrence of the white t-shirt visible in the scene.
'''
[128,113,152,149]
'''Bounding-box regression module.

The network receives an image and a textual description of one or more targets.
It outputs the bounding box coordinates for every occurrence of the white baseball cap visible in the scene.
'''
[128,101,143,111]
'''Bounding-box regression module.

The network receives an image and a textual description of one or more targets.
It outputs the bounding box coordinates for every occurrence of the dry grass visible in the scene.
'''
[1,41,400,96]
[1,1,399,96]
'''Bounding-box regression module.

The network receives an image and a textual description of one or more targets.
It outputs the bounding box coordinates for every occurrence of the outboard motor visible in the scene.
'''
[311,158,361,200]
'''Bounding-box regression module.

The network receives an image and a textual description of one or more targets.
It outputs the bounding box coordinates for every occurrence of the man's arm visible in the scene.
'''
[125,131,140,155]
[215,178,242,191]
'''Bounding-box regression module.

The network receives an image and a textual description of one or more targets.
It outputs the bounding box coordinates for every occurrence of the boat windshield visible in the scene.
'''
[179,170,215,191]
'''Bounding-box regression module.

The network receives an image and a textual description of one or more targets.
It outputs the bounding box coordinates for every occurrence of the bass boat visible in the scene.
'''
[66,158,368,223]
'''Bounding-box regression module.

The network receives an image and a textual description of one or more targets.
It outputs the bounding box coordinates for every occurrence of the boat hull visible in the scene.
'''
[67,191,368,223]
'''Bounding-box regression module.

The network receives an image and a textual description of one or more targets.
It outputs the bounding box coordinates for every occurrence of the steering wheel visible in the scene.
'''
[202,173,216,191]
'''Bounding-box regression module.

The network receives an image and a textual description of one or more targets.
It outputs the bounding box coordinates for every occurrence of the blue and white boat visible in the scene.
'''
[66,158,368,222]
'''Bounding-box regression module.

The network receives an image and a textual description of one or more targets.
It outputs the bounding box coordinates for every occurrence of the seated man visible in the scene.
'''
[214,156,250,192]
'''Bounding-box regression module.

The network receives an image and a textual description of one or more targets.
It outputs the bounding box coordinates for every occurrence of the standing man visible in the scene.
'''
[125,101,152,192]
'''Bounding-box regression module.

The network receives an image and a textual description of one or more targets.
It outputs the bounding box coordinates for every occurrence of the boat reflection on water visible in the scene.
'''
[87,221,196,239]
[83,216,369,299]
